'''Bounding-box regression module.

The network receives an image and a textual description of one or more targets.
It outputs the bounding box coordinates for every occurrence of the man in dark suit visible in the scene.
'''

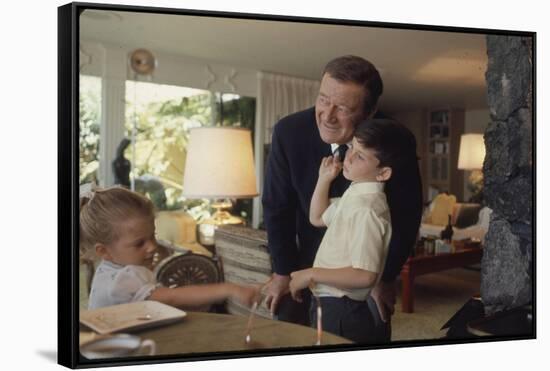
[262,55,423,341]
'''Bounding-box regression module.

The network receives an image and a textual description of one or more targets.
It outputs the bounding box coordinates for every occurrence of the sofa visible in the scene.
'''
[419,193,492,242]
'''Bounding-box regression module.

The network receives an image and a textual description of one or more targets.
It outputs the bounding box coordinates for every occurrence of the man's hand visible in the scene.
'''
[289,268,314,303]
[370,280,397,322]
[264,273,291,315]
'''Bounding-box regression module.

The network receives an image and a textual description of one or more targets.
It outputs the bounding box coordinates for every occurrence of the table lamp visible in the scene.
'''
[182,127,258,247]
[458,133,486,203]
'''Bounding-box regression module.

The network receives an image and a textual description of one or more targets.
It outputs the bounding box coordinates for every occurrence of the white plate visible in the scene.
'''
[80,334,156,359]
[80,300,187,335]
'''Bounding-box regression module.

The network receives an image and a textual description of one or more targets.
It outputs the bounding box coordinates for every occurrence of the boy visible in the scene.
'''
[289,118,412,343]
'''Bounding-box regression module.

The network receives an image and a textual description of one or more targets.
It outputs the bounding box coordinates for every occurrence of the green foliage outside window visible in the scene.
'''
[124,91,211,211]
[79,75,101,184]
[79,77,256,223]
[125,86,256,222]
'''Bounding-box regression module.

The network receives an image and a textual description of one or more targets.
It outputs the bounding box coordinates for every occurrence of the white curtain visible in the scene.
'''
[252,71,320,227]
[256,71,320,144]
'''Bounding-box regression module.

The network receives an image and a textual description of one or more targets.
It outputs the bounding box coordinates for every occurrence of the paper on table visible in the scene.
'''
[80,300,187,335]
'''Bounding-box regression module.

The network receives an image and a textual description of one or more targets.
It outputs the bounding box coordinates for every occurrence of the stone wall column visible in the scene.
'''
[481,35,533,314]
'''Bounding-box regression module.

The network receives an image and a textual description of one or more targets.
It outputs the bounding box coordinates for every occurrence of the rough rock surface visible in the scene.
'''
[481,35,533,315]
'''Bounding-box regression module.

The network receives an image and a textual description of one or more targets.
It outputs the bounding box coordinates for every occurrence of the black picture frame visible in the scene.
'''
[58,2,536,369]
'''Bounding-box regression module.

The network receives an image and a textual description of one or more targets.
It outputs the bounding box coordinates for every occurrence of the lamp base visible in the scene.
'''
[467,170,484,204]
[209,210,244,225]
[469,170,483,187]
[197,200,244,247]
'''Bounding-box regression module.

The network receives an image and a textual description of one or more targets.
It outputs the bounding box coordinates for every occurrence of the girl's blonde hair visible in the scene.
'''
[79,186,155,256]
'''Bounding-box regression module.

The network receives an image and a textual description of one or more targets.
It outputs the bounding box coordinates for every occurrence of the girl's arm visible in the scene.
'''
[309,156,342,227]
[148,282,258,309]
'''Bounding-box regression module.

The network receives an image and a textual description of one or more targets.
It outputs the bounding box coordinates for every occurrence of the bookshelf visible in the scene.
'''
[426,108,464,202]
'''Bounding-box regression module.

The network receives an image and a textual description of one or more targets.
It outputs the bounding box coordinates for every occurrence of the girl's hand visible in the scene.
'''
[228,283,261,308]
[289,269,313,303]
[318,156,342,183]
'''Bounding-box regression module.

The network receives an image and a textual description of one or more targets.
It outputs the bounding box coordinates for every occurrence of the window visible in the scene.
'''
[124,81,256,223]
[79,75,102,185]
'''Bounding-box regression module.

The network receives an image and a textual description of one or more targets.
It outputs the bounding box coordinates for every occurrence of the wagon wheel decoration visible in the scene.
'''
[156,253,221,289]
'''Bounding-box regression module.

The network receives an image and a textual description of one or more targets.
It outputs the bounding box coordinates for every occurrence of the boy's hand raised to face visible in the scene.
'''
[318,156,343,183]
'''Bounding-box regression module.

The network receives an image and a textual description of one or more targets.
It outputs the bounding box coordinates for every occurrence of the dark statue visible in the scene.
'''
[112,138,131,187]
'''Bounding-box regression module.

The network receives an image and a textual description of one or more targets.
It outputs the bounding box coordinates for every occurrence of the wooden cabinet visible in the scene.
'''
[425,108,464,202]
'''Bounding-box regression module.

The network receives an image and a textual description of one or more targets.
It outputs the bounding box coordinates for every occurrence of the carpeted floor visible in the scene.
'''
[391,266,481,341]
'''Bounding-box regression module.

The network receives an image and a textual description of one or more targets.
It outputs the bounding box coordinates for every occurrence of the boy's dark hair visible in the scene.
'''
[322,55,383,116]
[354,118,417,170]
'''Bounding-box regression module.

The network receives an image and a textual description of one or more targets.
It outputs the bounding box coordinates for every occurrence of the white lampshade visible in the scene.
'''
[458,134,486,170]
[182,127,258,199]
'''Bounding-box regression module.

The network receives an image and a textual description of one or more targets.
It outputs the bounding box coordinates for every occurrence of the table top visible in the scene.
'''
[409,240,482,262]
[81,311,351,357]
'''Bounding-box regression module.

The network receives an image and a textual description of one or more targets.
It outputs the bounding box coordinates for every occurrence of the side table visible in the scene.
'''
[400,240,482,313]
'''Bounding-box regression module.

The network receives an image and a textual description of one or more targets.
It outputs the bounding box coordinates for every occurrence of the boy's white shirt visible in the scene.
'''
[312,181,391,301]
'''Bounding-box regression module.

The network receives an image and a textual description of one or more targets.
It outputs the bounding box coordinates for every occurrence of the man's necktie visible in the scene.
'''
[331,144,350,196]
[335,144,348,162]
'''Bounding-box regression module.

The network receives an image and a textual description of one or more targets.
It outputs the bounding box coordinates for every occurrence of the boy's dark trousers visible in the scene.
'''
[310,295,391,344]
[273,290,312,326]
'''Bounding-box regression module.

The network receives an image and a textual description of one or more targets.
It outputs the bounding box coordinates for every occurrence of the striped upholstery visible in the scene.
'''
[215,226,273,318]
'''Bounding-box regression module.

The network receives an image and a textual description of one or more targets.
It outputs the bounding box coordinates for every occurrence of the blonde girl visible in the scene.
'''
[80,186,258,310]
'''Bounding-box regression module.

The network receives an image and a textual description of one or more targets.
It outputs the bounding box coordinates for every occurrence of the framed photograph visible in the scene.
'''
[58,1,535,368]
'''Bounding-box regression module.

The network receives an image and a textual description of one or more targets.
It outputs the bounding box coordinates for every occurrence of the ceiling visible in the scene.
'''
[80,9,490,112]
